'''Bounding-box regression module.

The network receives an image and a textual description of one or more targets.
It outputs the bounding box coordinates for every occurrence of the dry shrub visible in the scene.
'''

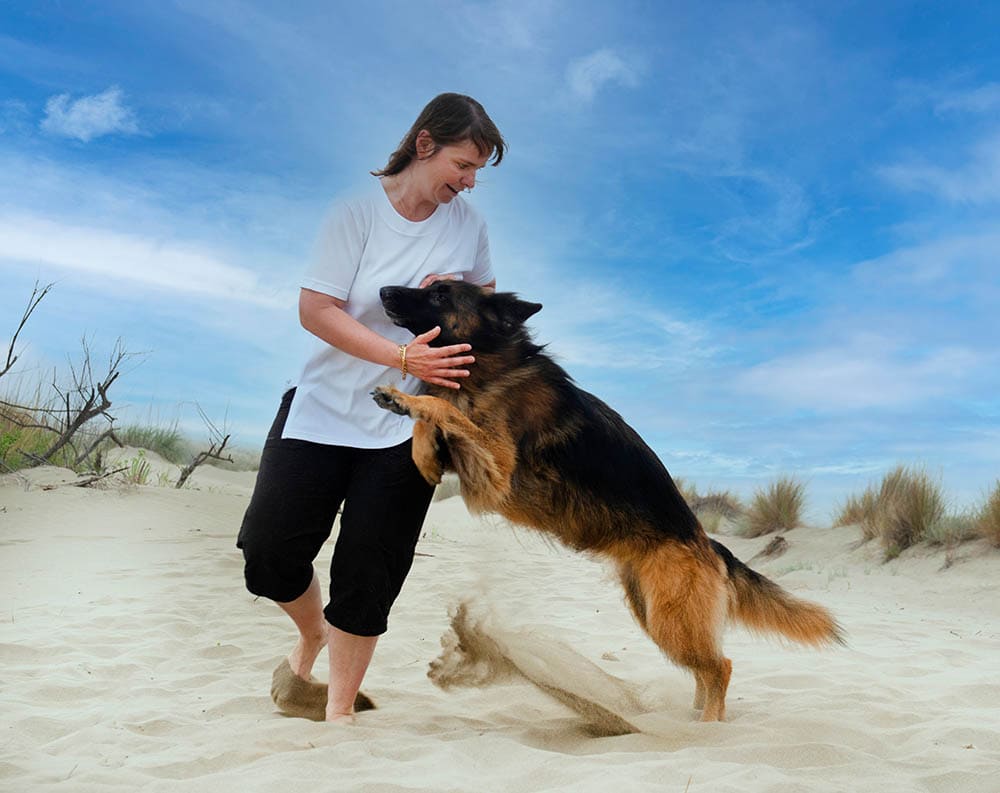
[743,476,806,537]
[864,466,945,559]
[978,480,1000,546]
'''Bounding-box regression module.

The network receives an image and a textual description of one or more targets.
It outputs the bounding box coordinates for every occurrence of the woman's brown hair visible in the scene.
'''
[372,93,506,177]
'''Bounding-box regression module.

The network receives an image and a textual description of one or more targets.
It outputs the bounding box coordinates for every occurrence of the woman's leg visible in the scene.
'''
[322,439,434,719]
[277,571,328,679]
[325,626,379,721]
[238,389,349,683]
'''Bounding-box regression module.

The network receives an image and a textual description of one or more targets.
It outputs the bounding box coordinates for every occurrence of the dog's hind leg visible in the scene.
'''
[631,542,732,722]
[617,561,647,630]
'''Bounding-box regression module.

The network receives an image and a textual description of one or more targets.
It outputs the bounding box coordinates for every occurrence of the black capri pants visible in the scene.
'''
[237,388,435,636]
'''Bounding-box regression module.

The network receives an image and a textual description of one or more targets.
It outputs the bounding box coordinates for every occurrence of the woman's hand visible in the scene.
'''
[403,326,475,389]
[418,272,461,288]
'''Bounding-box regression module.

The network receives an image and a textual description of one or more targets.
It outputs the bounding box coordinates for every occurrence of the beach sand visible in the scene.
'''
[2,456,999,792]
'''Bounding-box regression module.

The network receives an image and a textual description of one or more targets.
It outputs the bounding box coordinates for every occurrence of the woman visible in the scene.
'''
[238,93,505,722]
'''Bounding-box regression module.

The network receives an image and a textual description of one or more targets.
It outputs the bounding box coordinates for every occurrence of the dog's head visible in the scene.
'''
[380,281,542,350]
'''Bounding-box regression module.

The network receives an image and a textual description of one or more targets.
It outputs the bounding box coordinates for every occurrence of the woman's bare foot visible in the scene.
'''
[271,658,328,721]
[270,658,377,721]
[287,628,327,680]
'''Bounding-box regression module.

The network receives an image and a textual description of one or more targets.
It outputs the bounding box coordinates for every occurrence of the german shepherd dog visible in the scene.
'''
[373,281,843,722]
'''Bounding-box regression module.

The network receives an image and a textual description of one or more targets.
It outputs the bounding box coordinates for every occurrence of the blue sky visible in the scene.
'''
[2,1,999,520]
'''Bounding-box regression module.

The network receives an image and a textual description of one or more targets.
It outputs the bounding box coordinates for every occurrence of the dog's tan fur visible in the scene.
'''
[374,281,843,722]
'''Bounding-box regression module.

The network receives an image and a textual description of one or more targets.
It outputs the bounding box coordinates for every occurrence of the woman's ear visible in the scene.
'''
[415,129,437,159]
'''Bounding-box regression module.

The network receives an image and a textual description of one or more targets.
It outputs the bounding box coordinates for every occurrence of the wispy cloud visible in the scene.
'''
[853,230,1000,292]
[0,99,30,135]
[879,131,1000,204]
[0,213,288,307]
[566,48,639,102]
[509,273,718,375]
[934,82,1000,115]
[41,86,139,142]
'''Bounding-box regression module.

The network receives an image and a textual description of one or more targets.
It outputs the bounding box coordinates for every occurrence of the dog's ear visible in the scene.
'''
[502,297,543,327]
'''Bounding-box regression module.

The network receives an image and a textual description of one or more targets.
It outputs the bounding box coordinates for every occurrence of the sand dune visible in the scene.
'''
[2,463,999,792]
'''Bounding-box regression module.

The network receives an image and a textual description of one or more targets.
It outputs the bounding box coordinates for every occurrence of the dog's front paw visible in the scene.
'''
[371,385,411,416]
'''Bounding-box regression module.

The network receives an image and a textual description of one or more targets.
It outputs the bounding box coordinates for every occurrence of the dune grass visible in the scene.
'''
[850,466,946,559]
[115,423,187,463]
[978,480,1000,546]
[672,479,745,534]
[833,486,879,533]
[672,477,698,505]
[925,511,979,547]
[689,490,744,520]
[743,476,806,537]
[0,403,77,471]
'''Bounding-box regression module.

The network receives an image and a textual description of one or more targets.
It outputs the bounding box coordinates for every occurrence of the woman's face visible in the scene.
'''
[416,134,491,205]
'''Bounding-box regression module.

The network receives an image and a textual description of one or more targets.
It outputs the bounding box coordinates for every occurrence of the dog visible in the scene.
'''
[373,281,843,722]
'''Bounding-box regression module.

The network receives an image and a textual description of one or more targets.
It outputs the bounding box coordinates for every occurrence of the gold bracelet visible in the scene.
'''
[398,344,408,380]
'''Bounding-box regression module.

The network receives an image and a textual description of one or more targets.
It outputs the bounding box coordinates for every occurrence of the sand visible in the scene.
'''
[2,457,999,792]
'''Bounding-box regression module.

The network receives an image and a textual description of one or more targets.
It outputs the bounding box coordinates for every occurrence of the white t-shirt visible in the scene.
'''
[282,178,495,448]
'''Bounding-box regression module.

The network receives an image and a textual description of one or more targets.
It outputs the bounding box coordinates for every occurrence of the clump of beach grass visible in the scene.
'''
[833,486,879,533]
[977,480,1000,546]
[858,465,946,559]
[0,378,66,471]
[693,490,745,535]
[742,476,806,537]
[925,511,979,547]
[1,406,43,469]
[672,479,744,534]
[689,489,744,520]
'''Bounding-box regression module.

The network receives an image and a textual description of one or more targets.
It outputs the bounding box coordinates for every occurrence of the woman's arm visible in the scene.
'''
[298,288,476,389]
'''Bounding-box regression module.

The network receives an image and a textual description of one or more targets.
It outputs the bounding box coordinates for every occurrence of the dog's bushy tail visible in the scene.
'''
[710,539,845,647]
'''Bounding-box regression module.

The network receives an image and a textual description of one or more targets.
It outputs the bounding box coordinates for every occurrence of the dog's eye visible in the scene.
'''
[429,291,446,306]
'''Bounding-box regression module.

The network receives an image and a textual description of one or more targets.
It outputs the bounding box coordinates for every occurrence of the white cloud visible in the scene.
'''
[566,48,638,101]
[0,213,288,308]
[736,342,980,411]
[41,86,139,142]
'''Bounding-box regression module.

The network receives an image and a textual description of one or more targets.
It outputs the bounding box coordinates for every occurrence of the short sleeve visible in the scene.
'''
[301,200,368,300]
[466,218,495,286]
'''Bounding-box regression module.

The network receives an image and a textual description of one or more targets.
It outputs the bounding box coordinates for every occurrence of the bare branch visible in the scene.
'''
[1,281,53,380]
[71,466,129,488]
[175,403,234,489]
[36,336,138,464]
[74,428,123,467]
